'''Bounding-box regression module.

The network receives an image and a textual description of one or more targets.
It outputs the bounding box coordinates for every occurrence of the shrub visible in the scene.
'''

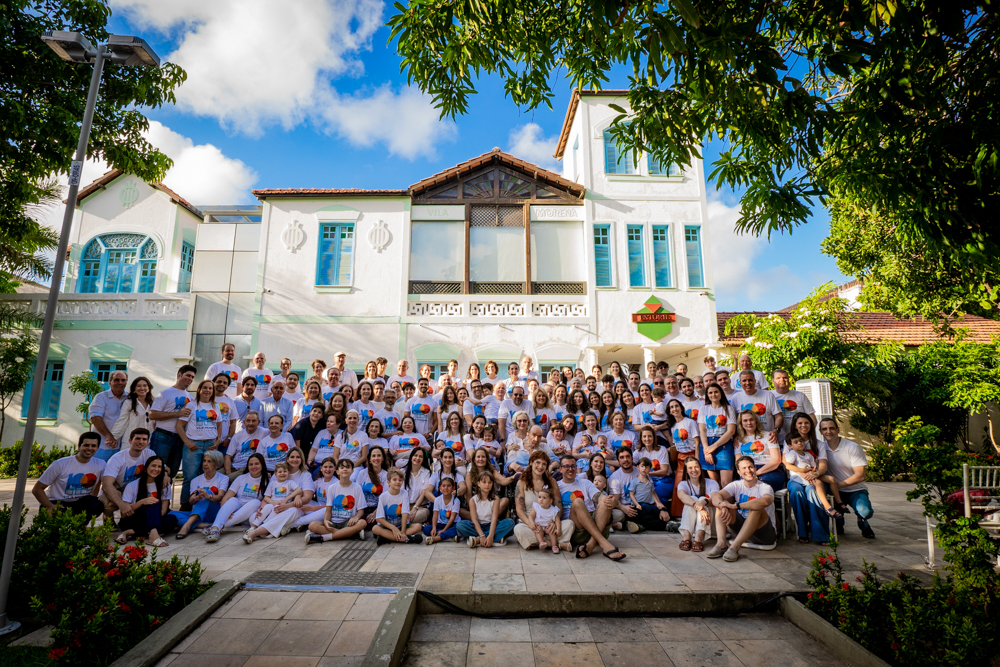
[806,543,1000,667]
[0,440,75,478]
[865,441,909,481]
[2,507,208,664]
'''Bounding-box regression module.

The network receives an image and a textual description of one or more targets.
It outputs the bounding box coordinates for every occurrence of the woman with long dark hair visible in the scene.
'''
[111,376,154,443]
[117,455,177,547]
[785,411,834,544]
[404,447,434,523]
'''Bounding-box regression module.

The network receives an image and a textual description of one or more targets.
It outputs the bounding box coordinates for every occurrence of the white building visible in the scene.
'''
[2,90,720,448]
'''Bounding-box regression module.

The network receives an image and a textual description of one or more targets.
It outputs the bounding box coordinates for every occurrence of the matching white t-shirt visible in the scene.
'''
[310,430,340,464]
[327,481,365,522]
[730,390,782,432]
[609,467,641,506]
[335,430,368,464]
[258,432,295,471]
[823,438,868,493]
[389,433,428,467]
[264,478,300,503]
[187,472,230,499]
[636,446,671,474]
[206,361,242,398]
[149,387,192,434]
[103,447,155,488]
[697,404,735,440]
[242,367,274,400]
[376,489,410,525]
[736,434,780,467]
[88,389,128,451]
[39,456,106,501]
[677,477,720,502]
[557,477,600,519]
[183,401,224,441]
[351,468,388,507]
[404,395,439,434]
[122,478,172,503]
[670,418,699,454]
[784,449,818,485]
[231,472,265,501]
[723,479,776,528]
[227,428,263,469]
[432,494,460,526]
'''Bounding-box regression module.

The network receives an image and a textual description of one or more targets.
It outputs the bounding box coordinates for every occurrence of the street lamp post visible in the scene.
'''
[0,31,161,636]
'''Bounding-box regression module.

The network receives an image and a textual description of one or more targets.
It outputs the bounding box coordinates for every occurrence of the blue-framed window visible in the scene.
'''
[652,225,672,288]
[21,360,64,419]
[593,224,613,287]
[648,156,681,176]
[317,223,354,286]
[417,361,449,380]
[685,226,705,288]
[177,241,194,293]
[77,234,158,294]
[626,225,646,287]
[603,129,636,175]
[90,361,128,391]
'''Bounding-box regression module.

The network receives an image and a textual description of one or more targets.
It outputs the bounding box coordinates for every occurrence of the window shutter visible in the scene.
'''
[653,225,671,287]
[627,225,645,287]
[594,225,612,287]
[337,225,354,285]
[318,225,337,285]
[685,226,705,288]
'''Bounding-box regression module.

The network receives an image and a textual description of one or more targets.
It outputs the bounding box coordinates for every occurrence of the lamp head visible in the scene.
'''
[41,31,98,63]
[107,35,160,67]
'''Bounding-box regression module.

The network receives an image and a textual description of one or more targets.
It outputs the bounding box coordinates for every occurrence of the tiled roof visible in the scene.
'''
[778,279,863,313]
[76,169,203,219]
[409,148,585,198]
[253,188,409,199]
[554,88,633,160]
[718,311,1000,346]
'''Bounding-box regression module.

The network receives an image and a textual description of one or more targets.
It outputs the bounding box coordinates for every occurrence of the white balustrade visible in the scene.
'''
[407,298,587,319]
[0,293,189,320]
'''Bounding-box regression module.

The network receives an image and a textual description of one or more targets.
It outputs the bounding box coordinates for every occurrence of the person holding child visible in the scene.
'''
[243,461,304,543]
[305,459,368,543]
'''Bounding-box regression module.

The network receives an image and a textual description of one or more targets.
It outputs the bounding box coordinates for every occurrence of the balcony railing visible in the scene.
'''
[406,294,587,320]
[0,292,190,320]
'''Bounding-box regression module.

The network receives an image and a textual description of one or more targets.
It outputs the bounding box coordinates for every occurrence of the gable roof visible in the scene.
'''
[717,311,1000,347]
[553,88,632,160]
[409,148,585,198]
[76,169,203,219]
[777,279,863,313]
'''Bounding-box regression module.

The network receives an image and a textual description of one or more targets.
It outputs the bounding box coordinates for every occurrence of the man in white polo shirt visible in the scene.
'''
[89,370,128,462]
[333,351,358,388]
[820,418,875,539]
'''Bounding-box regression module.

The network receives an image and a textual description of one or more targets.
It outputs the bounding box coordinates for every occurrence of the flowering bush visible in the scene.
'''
[0,440,74,478]
[806,544,1000,667]
[2,507,208,665]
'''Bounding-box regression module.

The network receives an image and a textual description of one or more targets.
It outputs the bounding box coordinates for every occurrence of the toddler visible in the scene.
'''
[530,488,561,553]
[244,462,304,543]
[783,434,842,521]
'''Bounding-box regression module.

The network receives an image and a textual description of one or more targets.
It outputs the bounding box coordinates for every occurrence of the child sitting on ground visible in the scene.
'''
[244,462,304,543]
[372,467,424,545]
[424,476,460,544]
[627,457,670,533]
[530,488,561,553]
[304,459,367,543]
[783,433,843,530]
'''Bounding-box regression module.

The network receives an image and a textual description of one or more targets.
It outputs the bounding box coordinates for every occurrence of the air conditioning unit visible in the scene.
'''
[796,378,833,418]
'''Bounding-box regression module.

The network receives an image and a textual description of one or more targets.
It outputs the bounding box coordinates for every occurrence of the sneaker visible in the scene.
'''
[305,532,324,545]
[376,535,389,545]
[860,522,876,539]
[453,535,460,543]
[280,523,293,537]
[406,534,423,544]
[626,521,641,534]
[205,528,219,543]
[424,535,434,545]
[468,536,478,548]
[242,529,253,545]
[497,537,506,546]
[723,548,740,562]
[706,544,726,559]
[357,529,367,541]
[304,530,315,544]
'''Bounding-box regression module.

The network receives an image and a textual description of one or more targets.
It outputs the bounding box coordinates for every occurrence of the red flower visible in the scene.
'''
[150,619,163,629]
[64,560,73,570]
[165,574,173,582]
[891,642,900,652]
[841,583,850,590]
[106,568,120,578]
[819,570,827,577]
[807,593,813,600]
[818,556,826,565]
[819,593,825,599]
[45,603,57,612]
[118,603,131,612]
[856,577,862,582]
[48,647,66,660]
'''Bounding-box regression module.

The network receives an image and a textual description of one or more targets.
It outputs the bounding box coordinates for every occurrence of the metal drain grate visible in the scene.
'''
[319,538,379,572]
[243,571,418,588]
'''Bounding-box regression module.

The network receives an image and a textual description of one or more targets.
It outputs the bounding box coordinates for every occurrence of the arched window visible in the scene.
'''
[78,233,159,294]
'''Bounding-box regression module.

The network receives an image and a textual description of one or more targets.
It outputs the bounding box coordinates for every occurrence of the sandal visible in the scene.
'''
[150,538,169,548]
[692,541,704,552]
[679,539,692,551]
[575,544,590,559]
[115,533,129,545]
[798,537,811,544]
[825,507,843,518]
[602,548,626,562]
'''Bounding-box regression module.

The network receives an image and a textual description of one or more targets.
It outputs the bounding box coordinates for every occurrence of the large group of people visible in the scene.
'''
[31,346,876,561]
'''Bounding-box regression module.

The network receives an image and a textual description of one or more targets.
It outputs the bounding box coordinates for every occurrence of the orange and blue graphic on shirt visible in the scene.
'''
[686,406,699,421]
[66,472,98,495]
[437,508,453,523]
[411,402,432,415]
[361,481,382,502]
[382,415,400,430]
[123,463,145,484]
[442,437,463,453]
[741,440,766,455]
[672,427,689,442]
[777,398,799,414]
[241,482,260,496]
[344,438,362,451]
[737,493,757,517]
[219,403,230,415]
[207,486,220,495]
[240,438,260,454]
[397,436,420,451]
[226,370,239,382]
[610,437,633,452]
[561,489,585,507]
[748,403,767,416]
[385,502,404,517]
[534,413,548,425]
[173,395,191,410]
[196,408,219,422]
[706,414,728,429]
[266,441,289,457]
[471,404,484,416]
[651,459,662,471]
[274,485,290,497]
[316,487,328,504]
[358,408,374,422]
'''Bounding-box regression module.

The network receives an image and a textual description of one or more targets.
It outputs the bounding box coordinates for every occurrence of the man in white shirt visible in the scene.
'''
[626,371,642,398]
[242,352,274,401]
[205,343,241,398]
[772,369,815,442]
[387,359,416,388]
[663,376,683,401]
[102,427,155,522]
[405,378,439,435]
[462,379,486,428]
[609,448,641,526]
[715,369,738,398]
[31,432,105,519]
[676,363,689,377]
[498,386,533,439]
[733,353,769,390]
[519,355,541,384]
[259,379,293,429]
[708,455,776,561]
[820,418,875,539]
[89,370,129,461]
[555,455,622,560]
[333,351,358,388]
[149,364,196,480]
[731,372,783,443]
[322,367,342,401]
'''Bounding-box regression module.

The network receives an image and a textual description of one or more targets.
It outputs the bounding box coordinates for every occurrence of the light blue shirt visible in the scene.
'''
[258,395,293,430]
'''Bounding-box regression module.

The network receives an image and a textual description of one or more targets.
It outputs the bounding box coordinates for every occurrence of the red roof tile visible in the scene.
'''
[76,169,203,219]
[718,311,1000,346]
[778,279,863,313]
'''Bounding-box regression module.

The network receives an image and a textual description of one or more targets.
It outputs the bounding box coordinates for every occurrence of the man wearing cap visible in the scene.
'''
[333,351,358,388]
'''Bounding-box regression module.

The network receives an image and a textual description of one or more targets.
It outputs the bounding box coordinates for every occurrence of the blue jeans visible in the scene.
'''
[94,447,117,462]
[181,440,214,503]
[757,467,787,492]
[151,429,182,484]
[836,489,874,532]
[652,477,674,505]
[699,436,734,471]
[787,479,830,542]
[456,518,514,541]
[422,522,459,541]
[169,498,221,529]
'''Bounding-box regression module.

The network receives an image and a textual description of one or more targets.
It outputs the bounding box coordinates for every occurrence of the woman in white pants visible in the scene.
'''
[675,457,719,552]
[205,453,269,542]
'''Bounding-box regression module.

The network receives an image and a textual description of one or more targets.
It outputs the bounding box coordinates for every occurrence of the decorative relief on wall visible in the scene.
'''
[532,303,588,317]
[281,220,306,253]
[367,219,391,253]
[470,302,526,317]
[119,180,139,207]
[407,302,464,316]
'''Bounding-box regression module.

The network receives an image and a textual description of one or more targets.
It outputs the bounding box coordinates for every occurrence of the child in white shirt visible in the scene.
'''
[304,459,367,542]
[244,462,304,542]
[423,476,460,544]
[783,433,842,520]
[372,468,424,544]
[530,488,561,554]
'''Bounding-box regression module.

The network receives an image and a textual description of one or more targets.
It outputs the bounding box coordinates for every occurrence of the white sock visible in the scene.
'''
[322,533,333,542]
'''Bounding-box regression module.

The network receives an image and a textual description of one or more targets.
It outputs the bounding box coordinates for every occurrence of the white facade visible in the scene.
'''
[2,92,719,448]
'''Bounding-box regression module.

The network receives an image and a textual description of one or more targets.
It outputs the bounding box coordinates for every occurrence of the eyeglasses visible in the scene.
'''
[561,464,576,469]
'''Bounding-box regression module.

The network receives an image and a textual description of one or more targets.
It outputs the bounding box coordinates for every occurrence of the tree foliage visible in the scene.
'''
[0,331,38,441]
[68,370,103,427]
[0,0,186,273]
[388,0,999,296]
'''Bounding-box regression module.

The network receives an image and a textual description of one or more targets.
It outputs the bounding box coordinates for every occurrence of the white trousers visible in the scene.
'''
[294,508,327,528]
[513,520,575,549]
[213,497,261,530]
[251,504,303,537]
[680,504,715,537]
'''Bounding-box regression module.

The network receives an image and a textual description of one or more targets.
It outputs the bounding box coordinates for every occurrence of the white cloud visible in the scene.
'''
[707,195,802,308]
[112,0,455,158]
[145,121,257,203]
[506,123,561,171]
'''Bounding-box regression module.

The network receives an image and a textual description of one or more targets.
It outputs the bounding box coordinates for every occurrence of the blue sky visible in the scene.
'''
[97,0,846,312]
